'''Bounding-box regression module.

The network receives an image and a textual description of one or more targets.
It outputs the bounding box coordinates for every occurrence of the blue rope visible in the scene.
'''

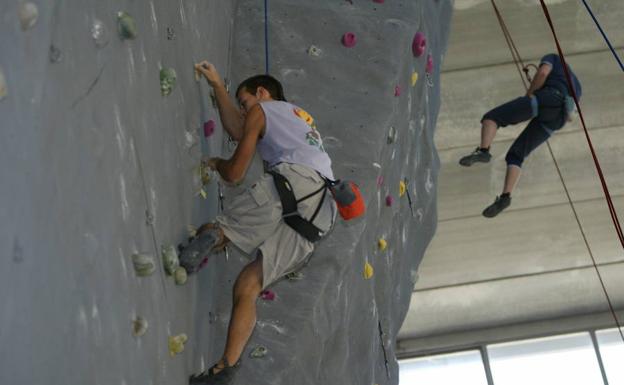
[264,0,270,74]
[580,0,624,72]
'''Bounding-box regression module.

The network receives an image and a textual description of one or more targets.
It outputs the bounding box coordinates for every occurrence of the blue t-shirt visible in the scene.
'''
[541,53,582,98]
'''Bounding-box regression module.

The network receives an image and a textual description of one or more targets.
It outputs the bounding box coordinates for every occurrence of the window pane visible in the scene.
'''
[487,332,604,385]
[399,350,488,385]
[596,328,624,385]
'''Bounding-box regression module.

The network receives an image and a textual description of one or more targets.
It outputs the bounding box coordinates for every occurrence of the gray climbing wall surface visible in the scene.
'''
[0,1,451,384]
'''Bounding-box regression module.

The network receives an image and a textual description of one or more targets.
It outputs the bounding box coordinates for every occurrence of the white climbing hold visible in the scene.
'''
[174,266,187,285]
[131,253,156,277]
[387,126,397,144]
[372,162,381,169]
[18,2,38,30]
[187,224,198,238]
[132,317,148,337]
[162,245,179,275]
[91,19,109,48]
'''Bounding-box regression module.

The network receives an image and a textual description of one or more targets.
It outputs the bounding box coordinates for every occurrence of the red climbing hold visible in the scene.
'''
[412,32,426,57]
[260,290,275,301]
[385,195,394,207]
[426,54,434,74]
[394,85,401,97]
[204,120,215,137]
[342,32,357,48]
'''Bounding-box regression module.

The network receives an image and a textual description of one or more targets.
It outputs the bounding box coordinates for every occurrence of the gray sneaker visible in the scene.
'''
[482,195,511,218]
[459,148,491,166]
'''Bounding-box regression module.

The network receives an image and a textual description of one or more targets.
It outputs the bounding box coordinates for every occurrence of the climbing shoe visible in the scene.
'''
[189,359,240,385]
[459,148,491,166]
[482,194,511,218]
[179,229,219,274]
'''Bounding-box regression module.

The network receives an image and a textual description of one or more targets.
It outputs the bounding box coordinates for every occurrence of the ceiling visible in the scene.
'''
[397,0,624,356]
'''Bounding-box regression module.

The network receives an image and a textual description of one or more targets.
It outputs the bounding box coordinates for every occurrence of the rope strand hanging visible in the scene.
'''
[490,0,624,342]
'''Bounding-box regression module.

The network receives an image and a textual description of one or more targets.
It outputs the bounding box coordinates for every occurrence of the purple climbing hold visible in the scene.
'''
[385,195,394,207]
[341,32,357,48]
[260,290,275,301]
[426,54,434,74]
[412,32,426,57]
[394,85,401,97]
[203,120,215,137]
[373,0,385,3]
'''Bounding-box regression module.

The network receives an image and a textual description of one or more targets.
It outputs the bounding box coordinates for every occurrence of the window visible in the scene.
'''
[399,350,488,385]
[596,328,624,385]
[487,332,604,385]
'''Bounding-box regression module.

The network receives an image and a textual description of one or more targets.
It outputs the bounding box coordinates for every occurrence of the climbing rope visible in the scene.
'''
[264,0,270,74]
[580,0,624,72]
[490,0,624,342]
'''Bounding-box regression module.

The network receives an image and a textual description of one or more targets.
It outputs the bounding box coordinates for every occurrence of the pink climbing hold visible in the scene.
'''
[203,120,215,137]
[376,175,384,188]
[341,32,357,48]
[426,54,434,74]
[412,32,426,57]
[260,290,275,301]
[394,85,401,97]
[385,195,394,207]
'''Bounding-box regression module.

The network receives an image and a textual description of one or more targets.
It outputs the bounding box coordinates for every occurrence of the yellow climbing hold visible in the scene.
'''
[411,72,419,86]
[378,238,387,251]
[168,333,188,356]
[364,262,374,279]
[198,188,207,199]
[399,180,406,197]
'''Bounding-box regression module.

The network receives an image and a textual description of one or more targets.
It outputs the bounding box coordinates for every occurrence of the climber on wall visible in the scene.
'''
[458,53,582,218]
[186,61,336,385]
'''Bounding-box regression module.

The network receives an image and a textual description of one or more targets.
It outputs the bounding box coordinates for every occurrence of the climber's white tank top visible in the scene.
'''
[257,101,334,180]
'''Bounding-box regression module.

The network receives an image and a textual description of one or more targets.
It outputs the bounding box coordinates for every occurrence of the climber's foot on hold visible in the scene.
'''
[189,358,240,385]
[179,225,225,274]
[482,193,511,218]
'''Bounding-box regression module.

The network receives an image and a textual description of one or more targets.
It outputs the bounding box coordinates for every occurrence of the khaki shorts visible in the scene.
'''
[216,163,335,289]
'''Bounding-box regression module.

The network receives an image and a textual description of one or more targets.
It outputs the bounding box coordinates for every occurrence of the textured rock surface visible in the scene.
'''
[0,1,450,384]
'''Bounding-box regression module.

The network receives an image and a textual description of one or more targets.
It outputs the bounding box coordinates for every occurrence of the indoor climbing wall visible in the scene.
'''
[0,1,236,384]
[222,1,452,384]
[0,1,451,385]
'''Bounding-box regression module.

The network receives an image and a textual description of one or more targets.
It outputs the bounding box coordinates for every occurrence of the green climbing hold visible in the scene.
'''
[174,266,187,285]
[162,245,179,275]
[250,346,268,358]
[117,12,137,40]
[160,68,177,96]
[131,253,155,277]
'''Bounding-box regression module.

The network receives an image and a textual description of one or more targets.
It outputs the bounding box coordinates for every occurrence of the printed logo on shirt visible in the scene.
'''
[294,107,326,152]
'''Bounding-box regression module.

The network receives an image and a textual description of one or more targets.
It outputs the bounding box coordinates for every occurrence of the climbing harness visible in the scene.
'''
[491,0,624,342]
[269,170,329,243]
[269,170,366,242]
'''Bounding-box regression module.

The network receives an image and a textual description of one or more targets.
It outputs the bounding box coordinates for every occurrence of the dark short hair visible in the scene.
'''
[236,74,287,101]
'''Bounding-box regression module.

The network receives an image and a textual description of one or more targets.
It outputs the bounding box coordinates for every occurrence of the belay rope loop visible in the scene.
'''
[490,0,624,343]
